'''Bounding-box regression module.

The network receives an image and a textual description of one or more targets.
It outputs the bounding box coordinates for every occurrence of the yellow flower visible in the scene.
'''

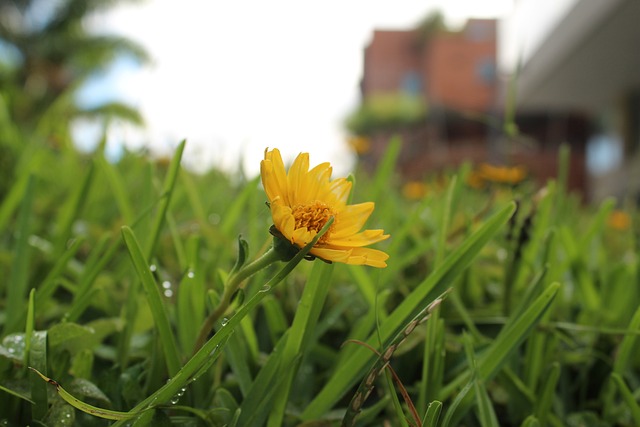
[260,148,390,268]
[477,163,527,185]
[402,181,428,200]
[347,135,371,155]
[466,171,486,189]
[608,210,631,231]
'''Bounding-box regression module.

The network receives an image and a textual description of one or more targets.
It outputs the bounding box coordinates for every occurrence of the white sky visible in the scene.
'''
[84,0,514,176]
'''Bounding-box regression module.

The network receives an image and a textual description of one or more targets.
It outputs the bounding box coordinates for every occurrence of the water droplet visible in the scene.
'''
[150,264,157,272]
[221,318,229,326]
[260,285,271,292]
[209,344,220,357]
[208,213,221,225]
[2,333,26,359]
[162,281,171,289]
[164,289,174,298]
[170,387,187,404]
[187,271,195,279]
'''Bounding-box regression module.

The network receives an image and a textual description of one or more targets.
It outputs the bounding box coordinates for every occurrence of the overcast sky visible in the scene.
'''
[81,0,514,176]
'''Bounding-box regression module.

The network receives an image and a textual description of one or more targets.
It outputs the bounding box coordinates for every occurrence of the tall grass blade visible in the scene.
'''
[5,175,34,334]
[122,226,181,376]
[267,261,334,427]
[302,202,516,420]
[114,219,334,425]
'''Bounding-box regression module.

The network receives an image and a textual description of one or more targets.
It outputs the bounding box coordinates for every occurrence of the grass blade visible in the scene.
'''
[422,401,442,427]
[122,226,181,377]
[302,202,516,420]
[5,175,34,334]
[267,261,335,427]
[114,218,334,425]
[145,139,185,258]
[611,373,640,426]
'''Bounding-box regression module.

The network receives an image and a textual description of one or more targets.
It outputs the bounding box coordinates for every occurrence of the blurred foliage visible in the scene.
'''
[0,0,148,133]
[345,93,428,136]
[415,10,451,43]
[0,0,148,200]
[1,8,640,421]
[0,126,639,426]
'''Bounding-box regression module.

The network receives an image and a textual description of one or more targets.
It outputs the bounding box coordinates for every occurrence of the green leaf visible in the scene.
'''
[122,226,181,377]
[613,295,640,375]
[29,331,48,420]
[461,332,499,427]
[301,202,516,420]
[440,374,475,427]
[54,160,94,255]
[5,175,34,334]
[113,218,335,425]
[422,401,442,427]
[611,373,640,426]
[220,176,260,237]
[534,362,560,425]
[370,136,402,202]
[267,261,335,427]
[438,282,560,424]
[30,368,143,421]
[230,236,250,276]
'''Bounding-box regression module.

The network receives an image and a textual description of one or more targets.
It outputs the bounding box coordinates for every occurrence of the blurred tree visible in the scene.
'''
[0,0,149,199]
[0,0,149,137]
[415,10,449,42]
[345,93,428,137]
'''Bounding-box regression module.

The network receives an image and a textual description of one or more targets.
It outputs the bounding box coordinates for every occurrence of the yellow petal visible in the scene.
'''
[292,226,316,246]
[312,247,389,268]
[299,162,332,203]
[262,148,290,205]
[310,247,353,264]
[331,202,375,239]
[287,152,309,206]
[317,178,351,208]
[271,200,295,242]
[327,229,390,247]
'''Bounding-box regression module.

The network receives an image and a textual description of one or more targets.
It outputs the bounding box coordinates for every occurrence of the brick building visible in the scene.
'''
[353,18,590,196]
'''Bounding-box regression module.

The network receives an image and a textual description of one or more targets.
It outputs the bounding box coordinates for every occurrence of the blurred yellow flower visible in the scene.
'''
[347,135,371,155]
[608,210,631,231]
[402,181,428,200]
[261,148,390,267]
[477,163,527,185]
[466,171,486,189]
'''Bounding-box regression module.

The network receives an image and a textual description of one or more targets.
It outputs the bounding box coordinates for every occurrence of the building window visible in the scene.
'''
[475,58,495,85]
[402,71,422,96]
[466,21,492,42]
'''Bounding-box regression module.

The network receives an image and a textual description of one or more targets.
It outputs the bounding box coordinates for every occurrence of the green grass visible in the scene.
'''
[0,134,639,427]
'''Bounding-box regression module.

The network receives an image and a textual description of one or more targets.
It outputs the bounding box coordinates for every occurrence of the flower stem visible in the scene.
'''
[193,247,281,353]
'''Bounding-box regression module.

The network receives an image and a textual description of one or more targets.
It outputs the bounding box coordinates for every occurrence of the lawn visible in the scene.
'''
[1,136,639,426]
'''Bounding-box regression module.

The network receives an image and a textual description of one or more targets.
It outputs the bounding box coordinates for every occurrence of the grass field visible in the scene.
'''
[1,135,639,426]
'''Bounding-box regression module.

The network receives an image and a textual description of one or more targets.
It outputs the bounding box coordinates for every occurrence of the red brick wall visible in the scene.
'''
[362,20,497,112]
[423,23,497,111]
[362,30,420,96]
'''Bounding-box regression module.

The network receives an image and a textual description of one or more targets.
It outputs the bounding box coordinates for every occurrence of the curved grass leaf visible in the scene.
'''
[267,261,335,427]
[122,225,181,377]
[113,219,334,426]
[302,202,516,420]
[30,368,144,421]
[611,373,640,426]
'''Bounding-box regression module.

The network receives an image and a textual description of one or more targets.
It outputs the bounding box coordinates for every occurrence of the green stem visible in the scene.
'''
[193,247,281,352]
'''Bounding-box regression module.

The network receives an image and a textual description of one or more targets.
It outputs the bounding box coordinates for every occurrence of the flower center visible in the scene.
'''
[292,201,336,241]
